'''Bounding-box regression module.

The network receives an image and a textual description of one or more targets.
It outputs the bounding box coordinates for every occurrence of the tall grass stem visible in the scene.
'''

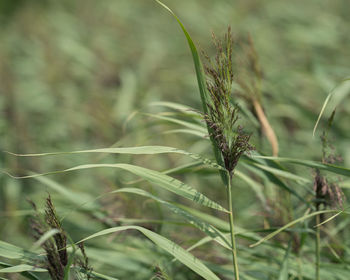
[315,213,321,280]
[227,173,240,280]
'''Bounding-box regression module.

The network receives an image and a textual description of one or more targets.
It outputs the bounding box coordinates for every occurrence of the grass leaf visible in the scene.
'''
[0,264,45,273]
[252,155,350,177]
[278,240,292,280]
[3,164,228,212]
[313,78,350,136]
[5,145,223,171]
[155,0,227,183]
[250,209,340,247]
[109,188,231,248]
[78,225,220,280]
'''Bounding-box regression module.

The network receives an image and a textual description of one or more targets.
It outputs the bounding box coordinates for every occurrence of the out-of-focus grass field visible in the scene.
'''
[0,0,349,279]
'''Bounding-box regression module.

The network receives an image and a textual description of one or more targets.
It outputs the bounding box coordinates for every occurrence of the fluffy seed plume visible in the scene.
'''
[30,195,94,280]
[314,111,344,210]
[30,195,67,280]
[203,26,254,173]
[314,170,343,210]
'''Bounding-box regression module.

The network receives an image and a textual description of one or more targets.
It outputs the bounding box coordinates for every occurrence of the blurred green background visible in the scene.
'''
[0,0,349,279]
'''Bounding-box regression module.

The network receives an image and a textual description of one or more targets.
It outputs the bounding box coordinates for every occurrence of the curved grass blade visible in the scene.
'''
[3,164,228,212]
[0,241,38,261]
[235,170,267,208]
[31,229,60,251]
[78,225,220,280]
[250,209,340,248]
[0,264,45,273]
[154,0,209,114]
[252,155,350,177]
[5,145,204,157]
[185,226,264,254]
[251,163,310,184]
[315,211,343,227]
[241,162,309,205]
[161,129,206,138]
[31,176,97,210]
[174,203,230,232]
[0,262,42,280]
[5,145,223,171]
[155,0,227,183]
[145,113,207,133]
[149,101,201,117]
[109,188,230,248]
[313,78,350,136]
[75,268,120,280]
[123,161,204,185]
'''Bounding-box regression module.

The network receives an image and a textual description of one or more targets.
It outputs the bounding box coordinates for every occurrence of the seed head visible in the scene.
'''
[30,195,67,280]
[314,170,343,209]
[314,111,344,209]
[203,27,254,173]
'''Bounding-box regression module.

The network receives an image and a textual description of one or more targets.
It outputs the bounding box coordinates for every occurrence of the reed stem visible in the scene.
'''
[227,172,239,280]
[315,213,320,280]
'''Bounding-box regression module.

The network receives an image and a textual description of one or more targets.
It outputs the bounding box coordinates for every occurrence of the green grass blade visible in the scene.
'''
[241,162,310,205]
[32,176,96,209]
[251,163,310,183]
[78,225,220,280]
[250,209,340,247]
[3,164,228,212]
[174,203,230,232]
[235,170,267,208]
[149,101,201,117]
[278,240,292,280]
[161,129,206,138]
[0,262,42,280]
[0,264,45,273]
[0,241,38,261]
[5,145,224,171]
[154,0,209,114]
[252,155,350,177]
[144,113,207,133]
[315,211,343,227]
[75,268,120,280]
[31,229,60,251]
[109,188,231,248]
[6,145,206,157]
[155,0,227,183]
[313,78,350,136]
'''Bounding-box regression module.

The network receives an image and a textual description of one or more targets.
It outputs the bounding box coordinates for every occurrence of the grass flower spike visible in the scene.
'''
[203,27,254,174]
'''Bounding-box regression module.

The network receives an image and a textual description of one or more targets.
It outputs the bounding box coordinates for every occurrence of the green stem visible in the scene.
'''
[315,213,320,280]
[227,172,239,280]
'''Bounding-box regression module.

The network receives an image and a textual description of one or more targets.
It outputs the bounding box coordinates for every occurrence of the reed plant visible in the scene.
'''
[201,26,254,279]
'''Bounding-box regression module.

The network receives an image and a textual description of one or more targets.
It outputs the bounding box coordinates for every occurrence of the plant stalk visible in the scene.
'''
[252,99,279,157]
[315,213,320,280]
[227,172,239,280]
